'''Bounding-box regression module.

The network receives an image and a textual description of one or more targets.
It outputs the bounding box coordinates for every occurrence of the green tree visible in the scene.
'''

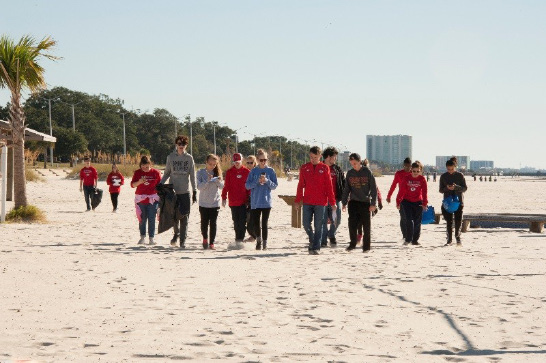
[53,126,88,160]
[0,35,59,207]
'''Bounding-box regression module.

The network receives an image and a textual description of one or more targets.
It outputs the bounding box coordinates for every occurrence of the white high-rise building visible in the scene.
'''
[366,135,412,165]
[436,156,470,171]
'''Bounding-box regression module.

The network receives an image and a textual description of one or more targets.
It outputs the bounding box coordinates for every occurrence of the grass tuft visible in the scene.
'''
[25,168,45,182]
[5,205,47,223]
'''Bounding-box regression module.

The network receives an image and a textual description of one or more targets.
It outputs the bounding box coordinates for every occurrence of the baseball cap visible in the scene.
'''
[233,153,243,162]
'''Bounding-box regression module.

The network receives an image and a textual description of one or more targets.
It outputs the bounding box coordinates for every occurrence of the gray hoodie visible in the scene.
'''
[196,168,224,208]
[160,151,196,194]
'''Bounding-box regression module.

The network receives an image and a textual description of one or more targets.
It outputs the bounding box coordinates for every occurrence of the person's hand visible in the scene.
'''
[342,205,347,212]
[422,205,428,211]
[447,184,455,191]
[192,191,197,204]
[369,205,377,213]
[208,174,213,181]
[79,186,83,193]
[259,175,266,185]
[396,204,401,210]
[331,205,337,212]
[222,199,227,208]
[386,197,391,204]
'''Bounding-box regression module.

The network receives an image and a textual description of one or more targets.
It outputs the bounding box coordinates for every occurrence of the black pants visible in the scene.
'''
[348,201,371,251]
[441,205,464,242]
[399,208,407,240]
[246,207,256,238]
[83,185,94,210]
[251,208,271,241]
[174,194,191,242]
[401,200,423,243]
[110,193,119,210]
[199,207,219,243]
[230,205,247,241]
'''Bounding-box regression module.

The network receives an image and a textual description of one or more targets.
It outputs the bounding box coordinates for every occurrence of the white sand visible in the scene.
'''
[1,170,545,362]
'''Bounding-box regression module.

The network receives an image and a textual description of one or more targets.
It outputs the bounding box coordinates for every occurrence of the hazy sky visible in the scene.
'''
[3,1,546,169]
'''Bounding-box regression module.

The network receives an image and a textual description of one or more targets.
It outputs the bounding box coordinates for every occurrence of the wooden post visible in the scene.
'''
[434,214,441,224]
[6,145,13,201]
[461,220,470,233]
[278,195,302,228]
[530,222,543,233]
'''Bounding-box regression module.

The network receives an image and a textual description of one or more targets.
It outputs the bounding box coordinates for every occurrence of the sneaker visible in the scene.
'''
[256,242,262,250]
[209,243,215,250]
[112,209,117,213]
[346,245,356,251]
[403,241,410,246]
[309,249,320,255]
[411,242,421,246]
[148,237,156,245]
[244,236,256,242]
[329,237,337,247]
[180,240,186,249]
[202,239,209,250]
[456,242,462,247]
[262,241,267,251]
[321,242,328,248]
[138,236,146,245]
[86,208,91,212]
[170,234,179,247]
[456,237,461,244]
[363,249,371,253]
[444,241,452,247]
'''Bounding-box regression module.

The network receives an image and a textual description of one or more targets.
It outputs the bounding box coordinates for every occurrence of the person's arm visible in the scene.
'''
[93,168,98,188]
[131,171,141,188]
[454,174,468,193]
[439,174,448,193]
[106,173,112,186]
[386,172,399,202]
[120,173,125,185]
[294,167,305,203]
[266,169,278,190]
[422,177,428,207]
[189,157,197,193]
[196,170,208,190]
[325,168,336,206]
[396,177,406,206]
[160,155,171,184]
[369,171,378,208]
[339,168,346,198]
[215,177,225,189]
[245,170,259,190]
[341,172,350,206]
[221,169,230,201]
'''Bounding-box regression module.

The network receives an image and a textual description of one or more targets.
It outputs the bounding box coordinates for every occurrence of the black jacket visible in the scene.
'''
[331,164,345,201]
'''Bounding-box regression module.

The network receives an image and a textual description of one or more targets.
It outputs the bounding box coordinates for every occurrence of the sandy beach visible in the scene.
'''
[1,170,545,362]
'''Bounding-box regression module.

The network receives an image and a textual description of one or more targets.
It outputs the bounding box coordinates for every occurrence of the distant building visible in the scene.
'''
[366,135,412,166]
[436,156,469,171]
[470,160,494,170]
[338,151,351,171]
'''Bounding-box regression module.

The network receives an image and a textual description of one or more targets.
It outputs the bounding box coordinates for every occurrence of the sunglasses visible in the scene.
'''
[246,162,254,165]
[259,159,267,162]
[411,170,420,173]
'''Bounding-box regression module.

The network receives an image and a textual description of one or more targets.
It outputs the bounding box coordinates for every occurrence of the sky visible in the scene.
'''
[2,0,546,169]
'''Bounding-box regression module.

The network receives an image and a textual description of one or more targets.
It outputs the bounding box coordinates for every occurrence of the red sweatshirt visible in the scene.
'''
[106,172,125,194]
[221,165,250,206]
[295,162,336,206]
[397,174,428,206]
[79,166,97,187]
[131,168,161,204]
[387,169,411,201]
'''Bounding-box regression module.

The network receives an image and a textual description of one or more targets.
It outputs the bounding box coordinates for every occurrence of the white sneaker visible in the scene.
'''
[138,236,146,245]
[149,237,156,245]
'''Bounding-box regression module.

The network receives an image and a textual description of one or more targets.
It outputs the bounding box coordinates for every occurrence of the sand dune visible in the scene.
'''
[1,171,545,362]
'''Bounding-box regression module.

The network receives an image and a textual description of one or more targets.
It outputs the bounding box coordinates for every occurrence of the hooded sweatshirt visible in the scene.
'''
[245,166,278,209]
[342,166,377,206]
[160,151,196,195]
[396,174,428,206]
[295,162,336,206]
[221,165,250,206]
[196,168,224,208]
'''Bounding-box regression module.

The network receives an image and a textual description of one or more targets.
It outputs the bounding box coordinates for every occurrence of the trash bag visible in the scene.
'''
[442,195,460,213]
[91,188,103,209]
[156,183,177,234]
[422,205,435,224]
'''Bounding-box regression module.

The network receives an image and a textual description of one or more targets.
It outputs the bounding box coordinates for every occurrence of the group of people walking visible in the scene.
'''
[79,135,468,252]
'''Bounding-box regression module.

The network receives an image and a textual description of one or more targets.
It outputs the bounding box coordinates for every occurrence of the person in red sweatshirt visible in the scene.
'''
[386,157,412,240]
[221,153,250,243]
[79,156,98,211]
[295,146,336,255]
[396,161,428,246]
[131,155,161,245]
[106,163,125,213]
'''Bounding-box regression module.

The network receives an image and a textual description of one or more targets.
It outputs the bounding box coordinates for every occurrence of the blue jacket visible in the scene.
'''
[196,168,224,208]
[245,166,278,209]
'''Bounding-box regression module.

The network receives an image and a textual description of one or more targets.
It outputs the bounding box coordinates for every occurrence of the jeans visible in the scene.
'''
[441,205,464,242]
[321,200,341,244]
[83,185,94,210]
[138,202,159,237]
[303,204,326,251]
[230,205,247,241]
[110,193,119,210]
[348,201,372,251]
[174,194,191,242]
[199,207,219,243]
[251,208,271,241]
[401,200,423,243]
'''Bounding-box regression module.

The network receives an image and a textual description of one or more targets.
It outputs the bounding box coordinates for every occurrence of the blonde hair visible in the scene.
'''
[247,155,257,168]
[256,149,268,160]
[206,154,222,180]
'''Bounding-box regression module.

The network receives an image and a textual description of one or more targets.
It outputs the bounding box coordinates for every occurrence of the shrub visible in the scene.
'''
[6,205,46,223]
[25,168,45,182]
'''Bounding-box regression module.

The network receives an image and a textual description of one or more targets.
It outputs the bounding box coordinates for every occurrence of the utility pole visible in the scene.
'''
[45,98,54,165]
[279,137,283,171]
[213,122,217,155]
[185,115,193,155]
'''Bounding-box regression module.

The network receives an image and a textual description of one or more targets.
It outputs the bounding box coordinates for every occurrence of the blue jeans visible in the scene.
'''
[83,185,94,210]
[321,200,341,244]
[138,202,159,237]
[303,204,326,251]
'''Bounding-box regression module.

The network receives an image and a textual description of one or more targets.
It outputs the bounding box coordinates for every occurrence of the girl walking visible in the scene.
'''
[131,156,161,245]
[245,149,278,250]
[396,161,428,246]
[106,163,124,212]
[439,157,468,246]
[197,154,224,250]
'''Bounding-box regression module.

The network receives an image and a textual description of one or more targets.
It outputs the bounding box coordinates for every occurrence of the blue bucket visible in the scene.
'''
[442,195,460,213]
[422,205,435,224]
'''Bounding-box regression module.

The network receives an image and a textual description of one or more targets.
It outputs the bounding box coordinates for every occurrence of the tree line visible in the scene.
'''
[0,86,313,167]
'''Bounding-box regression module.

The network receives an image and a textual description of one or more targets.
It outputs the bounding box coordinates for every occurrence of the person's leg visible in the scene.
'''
[261,208,271,248]
[362,203,372,251]
[83,185,92,210]
[230,206,238,240]
[401,201,414,244]
[235,205,247,241]
[321,204,331,246]
[246,207,256,239]
[138,203,148,238]
[302,204,315,249]
[347,201,358,250]
[399,208,407,240]
[252,209,262,249]
[312,205,326,250]
[209,208,219,244]
[148,202,159,239]
[199,207,209,240]
[441,206,454,244]
[412,203,423,244]
[110,193,118,210]
[454,206,464,243]
[329,201,342,243]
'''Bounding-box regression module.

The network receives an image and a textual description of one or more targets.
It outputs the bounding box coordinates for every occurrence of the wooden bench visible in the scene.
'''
[462,213,546,233]
[278,195,302,228]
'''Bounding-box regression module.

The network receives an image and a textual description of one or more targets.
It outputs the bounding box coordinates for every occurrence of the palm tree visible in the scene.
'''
[0,35,59,208]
